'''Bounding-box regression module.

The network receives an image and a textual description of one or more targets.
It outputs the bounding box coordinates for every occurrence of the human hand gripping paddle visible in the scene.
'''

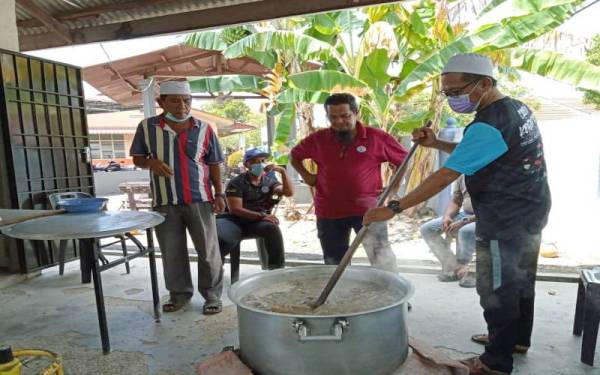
[309,120,432,309]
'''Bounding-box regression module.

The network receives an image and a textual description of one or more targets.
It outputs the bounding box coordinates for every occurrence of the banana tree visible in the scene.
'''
[391,0,600,204]
[184,1,600,210]
[184,23,343,159]
[284,0,600,212]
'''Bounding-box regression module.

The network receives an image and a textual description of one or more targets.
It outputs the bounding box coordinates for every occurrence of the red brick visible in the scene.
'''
[196,351,253,375]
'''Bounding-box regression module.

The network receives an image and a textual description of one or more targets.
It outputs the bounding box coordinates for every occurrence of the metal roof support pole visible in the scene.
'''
[238,133,246,151]
[139,78,156,118]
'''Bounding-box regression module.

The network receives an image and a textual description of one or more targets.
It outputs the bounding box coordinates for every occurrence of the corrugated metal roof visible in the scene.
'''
[16,0,402,51]
[17,0,261,36]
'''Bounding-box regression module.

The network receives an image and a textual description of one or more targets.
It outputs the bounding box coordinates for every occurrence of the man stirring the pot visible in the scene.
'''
[290,93,407,271]
[363,53,551,375]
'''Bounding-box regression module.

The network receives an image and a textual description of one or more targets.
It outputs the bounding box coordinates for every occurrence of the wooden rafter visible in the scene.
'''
[159,54,175,72]
[121,51,220,76]
[17,0,73,43]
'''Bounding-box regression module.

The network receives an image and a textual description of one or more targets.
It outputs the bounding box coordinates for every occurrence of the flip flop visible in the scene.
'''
[471,334,529,353]
[437,272,459,282]
[203,300,222,315]
[162,299,189,313]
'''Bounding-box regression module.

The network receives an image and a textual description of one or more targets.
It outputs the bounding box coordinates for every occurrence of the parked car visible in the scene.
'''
[104,161,122,172]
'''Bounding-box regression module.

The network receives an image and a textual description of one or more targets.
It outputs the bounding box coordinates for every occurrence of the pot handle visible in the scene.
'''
[292,319,348,342]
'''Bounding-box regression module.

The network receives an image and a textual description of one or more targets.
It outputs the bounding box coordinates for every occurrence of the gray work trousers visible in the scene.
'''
[154,202,223,302]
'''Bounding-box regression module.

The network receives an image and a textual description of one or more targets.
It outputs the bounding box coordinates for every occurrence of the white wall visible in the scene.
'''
[0,0,19,51]
[539,115,600,262]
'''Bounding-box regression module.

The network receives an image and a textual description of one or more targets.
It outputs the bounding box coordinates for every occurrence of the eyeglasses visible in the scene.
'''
[440,80,479,98]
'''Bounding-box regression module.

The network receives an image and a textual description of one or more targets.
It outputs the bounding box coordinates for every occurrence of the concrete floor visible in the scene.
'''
[0,258,597,375]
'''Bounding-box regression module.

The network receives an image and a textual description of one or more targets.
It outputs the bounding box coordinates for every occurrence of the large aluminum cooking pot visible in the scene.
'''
[228,265,414,375]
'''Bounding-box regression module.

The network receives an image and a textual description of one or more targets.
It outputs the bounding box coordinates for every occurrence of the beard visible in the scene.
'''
[334,129,354,144]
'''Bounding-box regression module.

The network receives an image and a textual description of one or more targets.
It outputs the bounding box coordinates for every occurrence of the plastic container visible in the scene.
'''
[434,117,464,216]
[56,198,108,213]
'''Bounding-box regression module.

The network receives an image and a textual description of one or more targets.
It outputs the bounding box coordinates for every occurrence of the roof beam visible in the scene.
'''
[17,0,73,44]
[19,0,401,51]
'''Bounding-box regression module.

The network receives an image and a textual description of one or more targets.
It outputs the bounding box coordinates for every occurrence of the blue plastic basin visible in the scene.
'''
[57,198,108,213]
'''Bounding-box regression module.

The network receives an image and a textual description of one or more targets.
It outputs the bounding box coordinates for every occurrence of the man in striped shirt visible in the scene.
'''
[130,80,225,315]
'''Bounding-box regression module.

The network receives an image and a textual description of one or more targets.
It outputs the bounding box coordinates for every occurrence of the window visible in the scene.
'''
[89,134,127,159]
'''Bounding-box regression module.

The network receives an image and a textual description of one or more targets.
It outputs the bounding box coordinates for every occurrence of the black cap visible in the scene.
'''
[0,346,14,364]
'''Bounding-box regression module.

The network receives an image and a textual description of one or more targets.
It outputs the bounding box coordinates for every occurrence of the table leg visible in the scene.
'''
[128,190,137,210]
[80,240,92,284]
[146,228,161,322]
[81,238,111,354]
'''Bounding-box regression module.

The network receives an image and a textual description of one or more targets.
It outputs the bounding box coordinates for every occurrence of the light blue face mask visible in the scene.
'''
[249,163,266,177]
[165,112,192,123]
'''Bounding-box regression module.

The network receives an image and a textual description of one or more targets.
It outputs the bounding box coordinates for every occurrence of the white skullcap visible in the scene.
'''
[442,53,495,78]
[159,80,191,95]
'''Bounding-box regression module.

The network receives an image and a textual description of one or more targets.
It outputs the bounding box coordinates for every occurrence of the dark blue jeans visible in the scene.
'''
[476,233,542,373]
[316,216,364,265]
[216,214,285,269]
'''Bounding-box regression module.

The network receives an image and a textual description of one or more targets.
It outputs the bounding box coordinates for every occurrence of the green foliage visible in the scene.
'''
[189,75,265,94]
[509,48,600,91]
[184,31,227,50]
[183,0,599,142]
[202,100,252,122]
[583,34,600,108]
[201,100,265,150]
[221,26,252,45]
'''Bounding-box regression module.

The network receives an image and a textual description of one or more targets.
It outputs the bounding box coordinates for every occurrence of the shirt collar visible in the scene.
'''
[244,172,264,186]
[356,121,368,139]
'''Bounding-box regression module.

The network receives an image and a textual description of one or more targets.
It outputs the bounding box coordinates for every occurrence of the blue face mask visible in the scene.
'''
[165,112,192,123]
[447,82,483,114]
[249,163,266,177]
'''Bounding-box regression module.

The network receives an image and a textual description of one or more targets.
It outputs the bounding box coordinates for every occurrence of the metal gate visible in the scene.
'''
[0,49,93,273]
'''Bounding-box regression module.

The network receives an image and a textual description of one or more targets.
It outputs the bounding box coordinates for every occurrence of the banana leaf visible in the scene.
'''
[183,31,227,51]
[395,3,580,97]
[510,48,600,91]
[389,110,434,135]
[275,104,296,145]
[288,70,371,96]
[277,88,330,104]
[223,31,341,65]
[359,49,392,90]
[188,75,264,93]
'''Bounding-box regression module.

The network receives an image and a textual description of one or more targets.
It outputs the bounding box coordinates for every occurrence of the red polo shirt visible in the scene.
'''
[291,121,408,219]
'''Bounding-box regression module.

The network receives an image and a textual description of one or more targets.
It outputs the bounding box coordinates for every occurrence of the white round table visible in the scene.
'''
[1,210,163,240]
[1,210,164,354]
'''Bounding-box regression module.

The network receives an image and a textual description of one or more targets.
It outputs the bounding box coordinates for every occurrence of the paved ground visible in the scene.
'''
[0,258,596,374]
[100,194,600,276]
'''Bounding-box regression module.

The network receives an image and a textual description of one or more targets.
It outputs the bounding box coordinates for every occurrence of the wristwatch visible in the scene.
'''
[387,200,403,214]
[214,192,225,198]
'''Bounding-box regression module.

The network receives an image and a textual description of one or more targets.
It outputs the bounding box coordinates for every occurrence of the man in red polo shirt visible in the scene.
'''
[290,93,408,270]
